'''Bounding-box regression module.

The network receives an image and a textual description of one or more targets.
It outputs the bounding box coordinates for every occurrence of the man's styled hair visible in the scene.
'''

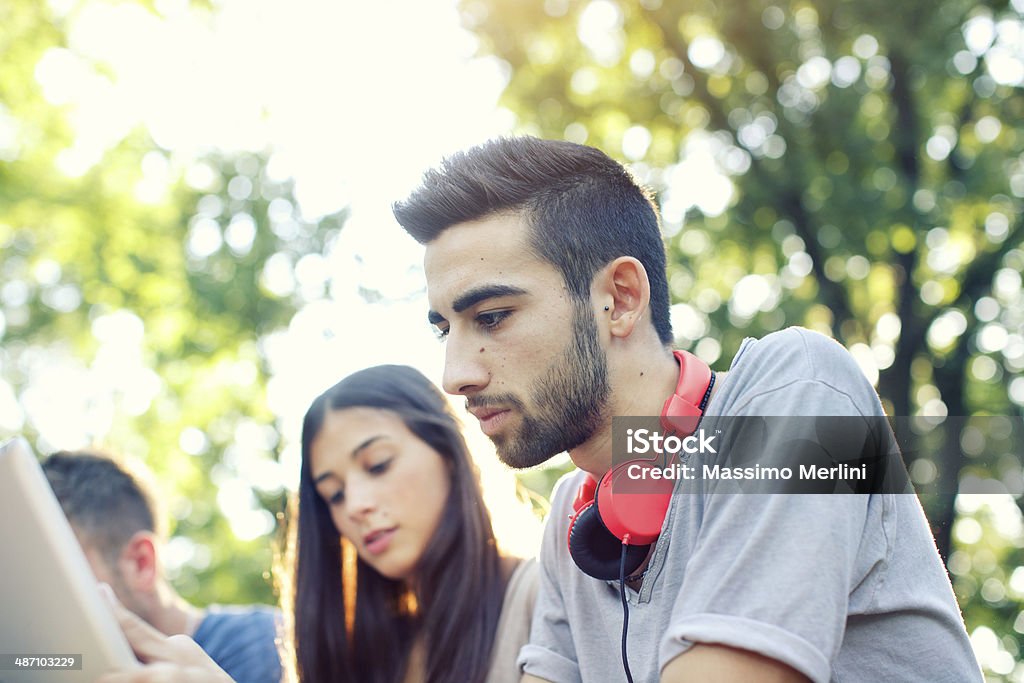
[42,451,161,566]
[393,136,674,345]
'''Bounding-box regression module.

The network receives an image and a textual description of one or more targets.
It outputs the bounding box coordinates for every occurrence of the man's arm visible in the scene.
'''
[661,644,810,683]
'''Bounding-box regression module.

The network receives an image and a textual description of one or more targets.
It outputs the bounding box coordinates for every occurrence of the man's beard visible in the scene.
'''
[487,302,610,469]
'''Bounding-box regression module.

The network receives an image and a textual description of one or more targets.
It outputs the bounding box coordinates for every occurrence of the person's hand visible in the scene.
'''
[95,584,234,683]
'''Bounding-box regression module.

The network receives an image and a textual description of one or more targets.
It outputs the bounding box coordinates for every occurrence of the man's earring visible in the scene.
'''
[603,305,610,311]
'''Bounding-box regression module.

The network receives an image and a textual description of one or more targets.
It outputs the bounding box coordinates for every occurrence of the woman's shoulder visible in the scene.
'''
[485,557,539,683]
[503,557,539,609]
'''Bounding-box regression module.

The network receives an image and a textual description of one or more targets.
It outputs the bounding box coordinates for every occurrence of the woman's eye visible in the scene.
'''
[368,459,392,475]
[328,490,344,505]
[476,310,510,330]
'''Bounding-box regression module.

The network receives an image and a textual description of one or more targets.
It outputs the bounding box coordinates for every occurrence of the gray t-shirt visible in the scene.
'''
[518,327,981,683]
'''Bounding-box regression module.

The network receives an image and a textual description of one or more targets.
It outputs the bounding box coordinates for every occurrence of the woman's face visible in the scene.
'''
[310,407,452,580]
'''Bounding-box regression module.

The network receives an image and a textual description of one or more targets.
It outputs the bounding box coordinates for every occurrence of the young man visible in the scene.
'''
[42,451,281,683]
[392,137,982,683]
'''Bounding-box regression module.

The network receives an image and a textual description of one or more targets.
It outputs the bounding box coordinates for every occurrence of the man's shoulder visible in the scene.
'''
[194,604,280,644]
[193,605,282,683]
[732,326,854,379]
[718,327,879,417]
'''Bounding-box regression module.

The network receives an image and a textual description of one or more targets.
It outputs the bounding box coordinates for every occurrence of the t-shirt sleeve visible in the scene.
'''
[658,490,870,683]
[517,476,583,683]
[659,347,887,683]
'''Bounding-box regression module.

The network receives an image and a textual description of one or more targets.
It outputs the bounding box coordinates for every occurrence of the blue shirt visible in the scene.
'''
[193,605,281,683]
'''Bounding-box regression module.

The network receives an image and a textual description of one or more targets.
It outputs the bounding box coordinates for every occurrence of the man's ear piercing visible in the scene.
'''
[604,305,610,311]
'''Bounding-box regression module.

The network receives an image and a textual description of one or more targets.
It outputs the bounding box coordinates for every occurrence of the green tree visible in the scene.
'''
[462,0,1024,676]
[0,0,346,607]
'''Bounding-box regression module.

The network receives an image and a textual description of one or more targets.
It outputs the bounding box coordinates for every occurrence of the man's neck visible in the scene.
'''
[569,347,681,477]
[146,583,206,637]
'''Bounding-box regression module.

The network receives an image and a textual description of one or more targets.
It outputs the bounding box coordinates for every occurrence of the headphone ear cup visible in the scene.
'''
[568,501,650,581]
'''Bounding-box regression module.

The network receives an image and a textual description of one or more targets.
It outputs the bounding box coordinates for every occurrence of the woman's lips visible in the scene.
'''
[364,528,397,555]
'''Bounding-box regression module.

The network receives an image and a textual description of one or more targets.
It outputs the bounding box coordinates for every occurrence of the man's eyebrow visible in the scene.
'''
[452,284,528,313]
[427,284,527,327]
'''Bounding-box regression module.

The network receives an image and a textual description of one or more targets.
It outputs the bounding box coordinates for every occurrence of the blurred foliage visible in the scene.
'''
[460,0,1024,677]
[0,0,345,607]
[3,0,1024,676]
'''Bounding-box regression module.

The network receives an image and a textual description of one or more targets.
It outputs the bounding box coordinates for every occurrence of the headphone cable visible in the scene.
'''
[619,539,634,683]
[615,368,715,683]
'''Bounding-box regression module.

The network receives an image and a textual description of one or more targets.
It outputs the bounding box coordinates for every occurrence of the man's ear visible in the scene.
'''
[593,256,651,340]
[118,531,159,593]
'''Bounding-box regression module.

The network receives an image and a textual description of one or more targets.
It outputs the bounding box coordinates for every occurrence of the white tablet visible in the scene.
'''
[0,438,139,682]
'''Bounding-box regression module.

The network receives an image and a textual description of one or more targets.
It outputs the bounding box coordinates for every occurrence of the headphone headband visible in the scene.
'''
[660,350,714,437]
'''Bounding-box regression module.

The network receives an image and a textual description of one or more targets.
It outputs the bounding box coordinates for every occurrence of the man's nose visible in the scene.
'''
[442,328,490,396]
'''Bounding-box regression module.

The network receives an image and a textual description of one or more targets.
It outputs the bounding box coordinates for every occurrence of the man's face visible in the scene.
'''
[424,212,610,468]
[72,529,150,623]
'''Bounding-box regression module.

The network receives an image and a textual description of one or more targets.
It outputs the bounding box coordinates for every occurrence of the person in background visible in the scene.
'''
[43,450,282,683]
[97,364,538,683]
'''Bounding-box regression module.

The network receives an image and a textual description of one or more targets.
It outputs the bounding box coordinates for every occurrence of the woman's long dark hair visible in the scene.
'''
[286,365,506,683]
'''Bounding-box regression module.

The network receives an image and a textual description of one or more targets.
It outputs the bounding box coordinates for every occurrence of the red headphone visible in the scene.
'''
[567,350,714,581]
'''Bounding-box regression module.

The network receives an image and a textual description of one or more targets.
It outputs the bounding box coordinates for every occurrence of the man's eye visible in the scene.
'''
[433,326,450,342]
[476,310,510,330]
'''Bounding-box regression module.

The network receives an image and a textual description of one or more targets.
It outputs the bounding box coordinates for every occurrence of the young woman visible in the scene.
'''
[99,365,537,683]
